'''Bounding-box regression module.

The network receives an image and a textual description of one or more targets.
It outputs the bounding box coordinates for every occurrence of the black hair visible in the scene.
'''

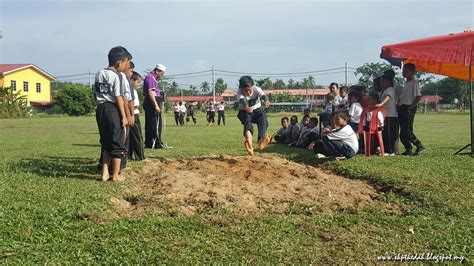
[129,61,135,69]
[350,85,366,93]
[326,93,335,101]
[340,86,350,93]
[290,115,298,123]
[281,117,289,122]
[239,75,254,89]
[107,46,131,67]
[373,76,382,90]
[130,71,142,81]
[335,110,350,122]
[179,101,182,105]
[329,82,339,88]
[348,90,361,101]
[404,63,416,72]
[368,93,380,103]
[309,117,318,125]
[383,69,396,80]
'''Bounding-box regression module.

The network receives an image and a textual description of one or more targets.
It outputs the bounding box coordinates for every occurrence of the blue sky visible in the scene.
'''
[0,0,472,88]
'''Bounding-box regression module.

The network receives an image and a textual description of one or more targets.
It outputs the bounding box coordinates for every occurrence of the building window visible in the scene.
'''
[11,80,16,91]
[36,83,41,93]
[23,81,29,92]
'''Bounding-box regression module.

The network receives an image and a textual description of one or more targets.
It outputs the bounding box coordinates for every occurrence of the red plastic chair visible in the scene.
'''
[358,107,386,156]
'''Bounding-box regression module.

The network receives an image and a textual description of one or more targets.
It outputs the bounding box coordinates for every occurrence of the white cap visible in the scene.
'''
[156,64,167,72]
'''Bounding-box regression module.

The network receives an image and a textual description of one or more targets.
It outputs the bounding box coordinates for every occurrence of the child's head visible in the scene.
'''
[334,110,350,127]
[308,117,318,128]
[348,91,361,104]
[179,101,183,106]
[373,76,382,92]
[130,71,142,89]
[349,85,366,95]
[302,115,310,127]
[328,112,337,128]
[325,93,335,103]
[108,46,132,72]
[281,117,289,128]
[290,115,298,125]
[367,93,380,106]
[403,63,416,79]
[339,86,349,97]
[125,61,135,78]
[303,108,311,116]
[329,82,339,94]
[239,75,254,96]
[381,72,394,89]
[221,101,224,104]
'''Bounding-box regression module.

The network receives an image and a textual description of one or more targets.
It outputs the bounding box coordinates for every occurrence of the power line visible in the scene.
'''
[215,67,346,76]
[55,73,91,78]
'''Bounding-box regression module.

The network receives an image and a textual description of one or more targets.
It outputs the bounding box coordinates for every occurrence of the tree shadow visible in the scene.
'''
[72,143,101,147]
[11,156,99,180]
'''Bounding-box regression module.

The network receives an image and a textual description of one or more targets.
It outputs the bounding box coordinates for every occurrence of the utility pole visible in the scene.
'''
[89,69,92,89]
[212,65,215,103]
[345,62,348,87]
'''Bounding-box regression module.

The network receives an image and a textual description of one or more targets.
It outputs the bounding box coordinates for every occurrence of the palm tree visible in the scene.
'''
[200,81,210,94]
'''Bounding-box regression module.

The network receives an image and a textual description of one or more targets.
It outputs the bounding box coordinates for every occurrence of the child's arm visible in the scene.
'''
[375,95,390,108]
[116,96,128,127]
[128,100,135,126]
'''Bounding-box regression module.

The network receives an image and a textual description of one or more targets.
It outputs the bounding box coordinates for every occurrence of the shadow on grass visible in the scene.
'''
[263,143,330,166]
[11,156,99,180]
[72,143,101,147]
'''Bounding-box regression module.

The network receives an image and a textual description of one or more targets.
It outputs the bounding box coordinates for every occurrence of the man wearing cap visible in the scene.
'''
[143,64,166,149]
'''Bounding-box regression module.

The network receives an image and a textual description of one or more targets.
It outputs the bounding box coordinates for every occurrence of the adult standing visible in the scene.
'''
[143,64,166,149]
[217,101,226,126]
[398,63,425,155]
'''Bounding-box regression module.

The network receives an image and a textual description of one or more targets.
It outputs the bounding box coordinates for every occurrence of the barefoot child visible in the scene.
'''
[94,46,131,181]
[128,71,145,161]
[236,75,271,155]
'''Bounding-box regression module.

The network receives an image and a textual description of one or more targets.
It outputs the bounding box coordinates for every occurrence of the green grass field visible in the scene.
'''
[0,112,472,263]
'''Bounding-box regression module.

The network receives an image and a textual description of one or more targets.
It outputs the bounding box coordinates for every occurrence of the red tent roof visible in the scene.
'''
[381,31,474,81]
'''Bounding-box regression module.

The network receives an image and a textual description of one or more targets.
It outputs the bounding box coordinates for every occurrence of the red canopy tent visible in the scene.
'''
[380,31,474,155]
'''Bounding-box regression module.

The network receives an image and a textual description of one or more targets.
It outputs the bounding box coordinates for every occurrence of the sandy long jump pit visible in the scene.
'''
[122,154,396,215]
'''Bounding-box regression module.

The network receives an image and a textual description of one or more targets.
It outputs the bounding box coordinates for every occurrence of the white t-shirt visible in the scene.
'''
[173,105,180,112]
[218,104,225,111]
[339,96,349,108]
[94,69,121,104]
[327,124,359,153]
[348,102,363,124]
[237,86,266,110]
[333,95,342,106]
[179,105,186,113]
[381,86,398,117]
[363,111,384,128]
[324,102,334,113]
[133,89,140,114]
[120,73,133,102]
[394,84,403,104]
[399,80,421,105]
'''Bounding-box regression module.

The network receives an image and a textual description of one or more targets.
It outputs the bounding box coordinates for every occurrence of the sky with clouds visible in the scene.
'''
[0,0,472,88]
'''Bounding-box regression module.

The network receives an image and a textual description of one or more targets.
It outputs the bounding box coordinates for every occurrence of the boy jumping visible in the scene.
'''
[236,76,271,156]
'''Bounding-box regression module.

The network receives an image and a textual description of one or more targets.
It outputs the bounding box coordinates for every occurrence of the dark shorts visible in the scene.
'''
[96,102,126,158]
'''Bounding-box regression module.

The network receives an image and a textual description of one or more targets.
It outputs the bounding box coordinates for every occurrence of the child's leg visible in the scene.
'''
[101,150,111,181]
[251,109,268,142]
[111,157,123,181]
[237,110,254,155]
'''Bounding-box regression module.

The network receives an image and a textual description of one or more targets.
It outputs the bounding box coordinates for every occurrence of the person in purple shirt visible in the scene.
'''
[143,64,166,148]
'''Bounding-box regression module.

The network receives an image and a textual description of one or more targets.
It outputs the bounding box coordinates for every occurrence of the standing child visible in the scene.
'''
[206,101,216,126]
[173,102,180,126]
[178,101,186,126]
[217,101,226,126]
[376,72,399,155]
[236,75,271,155]
[128,71,145,161]
[358,94,385,155]
[94,46,131,181]
[398,63,425,155]
[309,110,358,159]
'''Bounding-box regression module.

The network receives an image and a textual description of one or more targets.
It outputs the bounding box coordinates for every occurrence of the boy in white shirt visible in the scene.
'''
[128,71,145,161]
[398,63,425,155]
[309,110,358,159]
[376,72,399,155]
[178,101,186,126]
[236,76,271,155]
[217,101,226,126]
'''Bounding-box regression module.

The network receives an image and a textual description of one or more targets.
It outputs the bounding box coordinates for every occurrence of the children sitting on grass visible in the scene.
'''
[285,115,301,145]
[294,117,320,148]
[274,117,290,144]
[309,110,358,160]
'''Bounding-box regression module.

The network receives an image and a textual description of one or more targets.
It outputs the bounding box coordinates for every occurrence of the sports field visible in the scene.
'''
[0,112,472,263]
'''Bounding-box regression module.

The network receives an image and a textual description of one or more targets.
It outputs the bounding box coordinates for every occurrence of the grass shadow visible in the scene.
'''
[72,143,101,147]
[262,143,330,166]
[11,156,99,180]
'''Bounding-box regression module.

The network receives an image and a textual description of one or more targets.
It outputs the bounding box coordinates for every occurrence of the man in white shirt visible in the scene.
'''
[398,63,424,155]
[236,76,271,155]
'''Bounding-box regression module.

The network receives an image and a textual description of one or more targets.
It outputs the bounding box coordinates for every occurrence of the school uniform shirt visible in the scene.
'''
[94,69,122,104]
[179,105,187,114]
[133,89,140,115]
[309,126,320,135]
[218,104,225,111]
[363,111,384,128]
[399,80,420,105]
[394,84,403,104]
[207,103,216,112]
[173,105,180,113]
[381,86,398,117]
[287,124,300,141]
[339,96,349,108]
[236,86,267,110]
[348,102,363,124]
[327,124,359,153]
[120,73,133,102]
[276,126,288,136]
[324,102,334,113]
[333,95,342,106]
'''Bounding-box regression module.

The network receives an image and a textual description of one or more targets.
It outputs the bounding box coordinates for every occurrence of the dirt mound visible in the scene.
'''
[124,154,386,215]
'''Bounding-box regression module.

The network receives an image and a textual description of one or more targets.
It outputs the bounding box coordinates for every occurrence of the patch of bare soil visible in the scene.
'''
[118,154,400,216]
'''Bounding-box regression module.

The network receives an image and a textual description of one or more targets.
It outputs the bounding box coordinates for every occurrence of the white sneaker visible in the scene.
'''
[315,153,326,158]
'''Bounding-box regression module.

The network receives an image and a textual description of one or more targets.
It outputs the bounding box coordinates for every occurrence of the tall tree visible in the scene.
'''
[273,79,286,90]
[256,77,273,89]
[200,81,210,94]
[287,79,295,89]
[215,78,228,95]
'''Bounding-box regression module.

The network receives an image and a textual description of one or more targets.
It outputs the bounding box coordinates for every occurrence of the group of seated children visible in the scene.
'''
[272,83,387,160]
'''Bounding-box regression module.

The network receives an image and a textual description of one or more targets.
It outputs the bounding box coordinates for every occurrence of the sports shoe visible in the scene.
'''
[244,140,254,156]
[315,153,326,159]
[258,135,271,151]
[415,146,425,155]
[335,156,347,161]
[401,150,413,156]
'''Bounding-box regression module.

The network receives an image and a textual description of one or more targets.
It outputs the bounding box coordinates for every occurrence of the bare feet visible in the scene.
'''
[101,174,110,182]
[258,135,271,151]
[112,174,125,182]
[244,140,254,156]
